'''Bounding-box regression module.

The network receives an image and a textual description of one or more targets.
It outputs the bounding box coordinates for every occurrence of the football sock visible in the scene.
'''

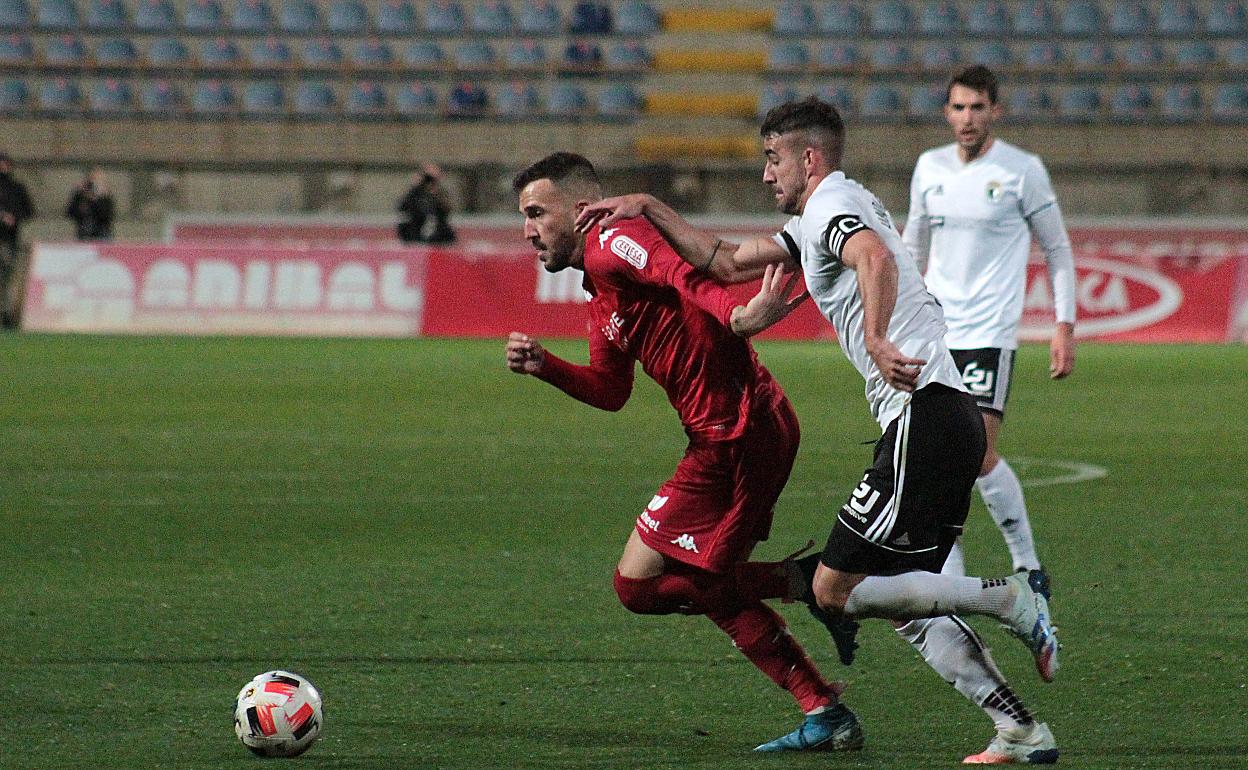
[895,615,1033,732]
[613,567,740,616]
[842,572,1016,620]
[708,602,836,714]
[977,459,1041,572]
[942,539,967,576]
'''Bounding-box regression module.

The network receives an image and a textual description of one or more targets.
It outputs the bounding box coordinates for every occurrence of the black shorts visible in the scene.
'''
[820,383,986,576]
[950,347,1015,416]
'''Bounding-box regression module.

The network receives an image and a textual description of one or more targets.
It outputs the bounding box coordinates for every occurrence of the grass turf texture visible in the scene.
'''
[1,334,1245,769]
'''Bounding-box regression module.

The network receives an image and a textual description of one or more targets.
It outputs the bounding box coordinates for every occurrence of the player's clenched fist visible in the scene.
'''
[505,331,546,374]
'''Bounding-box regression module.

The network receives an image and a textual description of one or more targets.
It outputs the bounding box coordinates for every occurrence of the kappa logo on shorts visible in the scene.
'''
[609,234,649,269]
[961,361,995,395]
[670,534,699,553]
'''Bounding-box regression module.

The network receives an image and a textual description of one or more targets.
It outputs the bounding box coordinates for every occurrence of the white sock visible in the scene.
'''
[896,616,1033,732]
[843,571,1015,620]
[978,459,1041,572]
[942,539,966,576]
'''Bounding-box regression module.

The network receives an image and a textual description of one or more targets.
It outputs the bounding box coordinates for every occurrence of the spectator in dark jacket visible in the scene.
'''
[65,168,115,241]
[397,164,456,244]
[0,152,34,327]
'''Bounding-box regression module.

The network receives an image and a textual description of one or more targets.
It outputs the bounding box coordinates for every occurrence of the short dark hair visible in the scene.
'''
[759,96,845,160]
[948,65,999,104]
[511,151,600,194]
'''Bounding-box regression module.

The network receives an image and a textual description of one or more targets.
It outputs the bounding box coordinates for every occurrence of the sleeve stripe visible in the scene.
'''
[780,231,801,261]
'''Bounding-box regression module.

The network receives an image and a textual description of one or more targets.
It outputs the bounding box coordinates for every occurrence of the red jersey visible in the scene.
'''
[537,217,783,440]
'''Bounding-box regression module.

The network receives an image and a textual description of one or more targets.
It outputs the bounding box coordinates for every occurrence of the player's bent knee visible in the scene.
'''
[613,570,662,615]
[812,576,850,616]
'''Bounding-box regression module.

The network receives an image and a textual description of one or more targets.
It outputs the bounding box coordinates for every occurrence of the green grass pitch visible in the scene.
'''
[1,334,1245,769]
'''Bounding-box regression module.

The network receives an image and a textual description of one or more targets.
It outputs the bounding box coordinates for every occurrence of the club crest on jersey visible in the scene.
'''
[986,181,1004,202]
[609,234,649,269]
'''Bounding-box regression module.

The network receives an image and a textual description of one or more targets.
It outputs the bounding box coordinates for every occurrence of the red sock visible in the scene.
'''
[613,567,741,615]
[708,602,836,713]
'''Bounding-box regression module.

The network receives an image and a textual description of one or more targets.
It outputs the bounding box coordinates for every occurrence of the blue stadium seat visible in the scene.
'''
[345,79,387,116]
[860,83,901,119]
[965,0,1008,35]
[517,0,558,34]
[908,83,945,119]
[134,0,174,30]
[1013,0,1054,35]
[327,0,366,32]
[561,39,601,69]
[504,39,546,69]
[597,81,640,118]
[1159,83,1200,121]
[0,0,30,29]
[759,83,797,117]
[375,0,414,32]
[1060,0,1103,35]
[453,39,495,69]
[614,0,657,34]
[767,41,808,72]
[39,75,80,111]
[470,0,511,33]
[1157,0,1199,34]
[232,0,275,32]
[870,0,910,34]
[547,81,587,116]
[970,40,1011,68]
[920,42,960,72]
[817,1,862,34]
[402,39,444,68]
[1109,83,1153,120]
[249,36,292,66]
[870,41,911,71]
[567,0,609,33]
[302,38,342,66]
[1021,41,1063,71]
[351,38,394,66]
[816,83,853,116]
[1226,40,1248,69]
[95,37,138,64]
[604,40,649,70]
[772,0,812,35]
[279,0,320,32]
[37,0,78,29]
[293,79,335,116]
[394,81,438,116]
[1206,1,1246,34]
[1108,1,1151,35]
[1058,85,1101,121]
[146,36,189,66]
[183,0,224,31]
[917,1,959,35]
[85,0,127,29]
[1006,85,1054,119]
[200,38,241,66]
[1174,40,1215,71]
[817,41,862,71]
[494,80,538,117]
[423,0,464,33]
[45,34,85,64]
[1121,40,1164,71]
[447,80,487,115]
[0,33,32,62]
[0,77,30,111]
[1212,83,1248,120]
[139,77,182,113]
[1070,41,1115,74]
[241,79,284,115]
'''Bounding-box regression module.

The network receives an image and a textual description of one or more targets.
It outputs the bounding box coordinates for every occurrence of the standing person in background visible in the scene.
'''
[902,66,1077,585]
[0,152,34,328]
[397,164,456,244]
[65,168,116,241]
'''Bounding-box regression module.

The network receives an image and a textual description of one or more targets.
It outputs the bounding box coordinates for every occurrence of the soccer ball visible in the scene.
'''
[233,670,323,758]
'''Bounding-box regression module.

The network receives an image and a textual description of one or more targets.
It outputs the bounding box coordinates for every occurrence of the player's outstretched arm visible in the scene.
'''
[505,331,546,374]
[504,332,634,411]
[729,263,809,337]
[841,231,926,392]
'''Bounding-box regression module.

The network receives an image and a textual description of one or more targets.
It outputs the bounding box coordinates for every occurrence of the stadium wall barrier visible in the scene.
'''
[22,222,1248,342]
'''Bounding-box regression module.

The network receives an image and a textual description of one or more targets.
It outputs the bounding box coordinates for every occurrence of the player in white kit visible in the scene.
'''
[902,66,1077,584]
[578,98,1060,764]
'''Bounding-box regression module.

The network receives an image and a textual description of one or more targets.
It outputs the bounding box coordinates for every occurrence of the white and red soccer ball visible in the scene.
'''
[233,670,323,757]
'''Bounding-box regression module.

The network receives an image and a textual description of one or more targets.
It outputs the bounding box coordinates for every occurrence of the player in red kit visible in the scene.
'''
[505,152,863,753]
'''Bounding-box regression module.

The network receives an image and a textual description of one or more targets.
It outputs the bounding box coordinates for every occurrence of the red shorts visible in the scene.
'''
[634,398,800,573]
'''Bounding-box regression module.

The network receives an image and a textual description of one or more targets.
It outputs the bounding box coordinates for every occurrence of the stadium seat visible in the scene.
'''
[0,77,30,111]
[1173,40,1215,71]
[375,0,415,32]
[1021,40,1063,71]
[453,39,495,70]
[917,0,959,35]
[0,32,32,62]
[1206,1,1246,34]
[920,42,960,72]
[351,38,394,66]
[39,75,80,111]
[1109,83,1153,120]
[767,41,808,72]
[1060,0,1103,35]
[870,0,911,34]
[37,0,78,29]
[1006,85,1053,119]
[1121,40,1164,71]
[1157,0,1199,34]
[345,79,386,116]
[860,83,901,119]
[422,0,464,33]
[772,0,812,35]
[504,39,545,70]
[302,38,342,67]
[1159,83,1201,121]
[402,39,444,68]
[84,79,134,114]
[517,0,558,34]
[85,0,127,29]
[394,80,438,116]
[596,81,640,118]
[95,36,138,64]
[870,41,911,71]
[614,0,658,34]
[908,83,945,119]
[292,78,334,116]
[816,83,853,115]
[0,0,30,29]
[1070,41,1115,74]
[1058,85,1100,120]
[818,1,862,34]
[567,0,609,33]
[759,83,798,117]
[965,0,1008,35]
[232,0,275,32]
[134,0,174,30]
[1108,1,1151,34]
[561,40,601,70]
[249,36,292,66]
[327,0,367,32]
[139,77,183,113]
[200,38,241,66]
[241,79,284,115]
[604,40,649,70]
[547,81,587,116]
[191,79,236,115]
[279,0,320,32]
[45,34,85,64]
[470,0,511,33]
[970,40,1011,68]
[1212,83,1248,120]
[447,80,487,115]
[183,0,224,31]
[146,36,189,66]
[493,80,538,117]
[1012,0,1054,35]
[817,41,863,71]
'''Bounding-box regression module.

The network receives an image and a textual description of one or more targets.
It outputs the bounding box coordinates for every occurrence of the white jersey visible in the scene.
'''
[902,139,1076,350]
[773,171,964,429]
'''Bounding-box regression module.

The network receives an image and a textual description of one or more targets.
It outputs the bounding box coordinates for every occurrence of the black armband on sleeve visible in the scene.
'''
[823,214,869,260]
[779,231,801,262]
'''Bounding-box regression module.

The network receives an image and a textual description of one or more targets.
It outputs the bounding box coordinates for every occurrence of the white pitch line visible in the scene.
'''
[1009,457,1109,489]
